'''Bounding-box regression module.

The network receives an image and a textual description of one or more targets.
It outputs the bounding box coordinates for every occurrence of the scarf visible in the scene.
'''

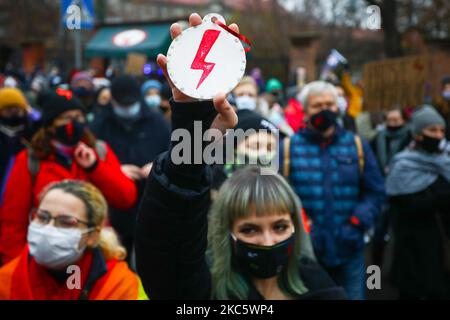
[375,126,411,170]
[386,148,450,196]
[10,245,93,300]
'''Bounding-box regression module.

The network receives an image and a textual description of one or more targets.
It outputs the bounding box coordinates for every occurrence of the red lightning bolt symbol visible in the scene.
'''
[191,29,221,89]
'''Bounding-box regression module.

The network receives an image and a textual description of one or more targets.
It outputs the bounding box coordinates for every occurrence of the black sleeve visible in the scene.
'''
[298,258,348,300]
[389,190,433,217]
[344,114,356,133]
[390,177,450,217]
[135,99,218,300]
[88,113,103,138]
[152,111,172,152]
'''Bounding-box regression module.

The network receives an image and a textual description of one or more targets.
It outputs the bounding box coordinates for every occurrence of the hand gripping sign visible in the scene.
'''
[166,13,251,100]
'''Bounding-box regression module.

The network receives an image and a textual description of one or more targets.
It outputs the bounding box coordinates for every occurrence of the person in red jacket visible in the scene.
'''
[0,180,140,300]
[0,90,137,265]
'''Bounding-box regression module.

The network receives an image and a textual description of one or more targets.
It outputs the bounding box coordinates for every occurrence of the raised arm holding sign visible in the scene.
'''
[135,13,346,301]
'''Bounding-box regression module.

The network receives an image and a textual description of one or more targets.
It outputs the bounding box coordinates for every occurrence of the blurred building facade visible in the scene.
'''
[0,0,448,91]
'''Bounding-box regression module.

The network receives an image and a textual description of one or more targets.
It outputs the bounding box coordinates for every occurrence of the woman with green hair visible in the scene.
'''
[207,166,344,299]
[135,13,345,300]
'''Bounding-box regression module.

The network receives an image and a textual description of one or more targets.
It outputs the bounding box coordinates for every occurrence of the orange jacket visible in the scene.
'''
[0,247,139,300]
[341,72,363,118]
[0,144,137,265]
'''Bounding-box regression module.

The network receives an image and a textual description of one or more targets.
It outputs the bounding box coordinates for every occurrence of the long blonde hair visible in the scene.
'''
[40,180,126,260]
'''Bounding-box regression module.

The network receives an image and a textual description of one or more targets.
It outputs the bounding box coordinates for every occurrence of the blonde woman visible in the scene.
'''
[135,13,346,300]
[0,180,142,300]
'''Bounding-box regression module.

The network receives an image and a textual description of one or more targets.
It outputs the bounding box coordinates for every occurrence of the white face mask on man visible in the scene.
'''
[27,221,94,270]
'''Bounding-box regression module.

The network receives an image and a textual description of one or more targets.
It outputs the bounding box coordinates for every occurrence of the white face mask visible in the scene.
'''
[145,95,162,109]
[235,95,257,111]
[112,101,141,119]
[27,222,94,270]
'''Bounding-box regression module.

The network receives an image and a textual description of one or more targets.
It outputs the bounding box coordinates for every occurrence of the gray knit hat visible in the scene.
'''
[412,105,446,135]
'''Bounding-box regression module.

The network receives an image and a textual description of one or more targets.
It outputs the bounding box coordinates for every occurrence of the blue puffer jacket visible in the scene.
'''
[287,127,385,267]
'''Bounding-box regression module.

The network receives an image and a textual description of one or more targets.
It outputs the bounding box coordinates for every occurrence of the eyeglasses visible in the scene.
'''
[30,209,92,229]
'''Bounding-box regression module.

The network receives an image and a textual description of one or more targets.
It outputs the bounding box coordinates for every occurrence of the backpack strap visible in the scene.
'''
[354,134,365,175]
[95,140,107,162]
[283,137,291,178]
[27,149,40,187]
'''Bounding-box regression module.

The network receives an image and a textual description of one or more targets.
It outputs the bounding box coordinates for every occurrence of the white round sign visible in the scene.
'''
[166,14,247,100]
[112,29,147,48]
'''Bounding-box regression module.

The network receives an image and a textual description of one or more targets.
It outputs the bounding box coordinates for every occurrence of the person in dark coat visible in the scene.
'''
[210,76,283,193]
[386,105,450,299]
[370,107,412,267]
[135,13,346,300]
[90,74,170,267]
[372,107,412,174]
[0,88,40,203]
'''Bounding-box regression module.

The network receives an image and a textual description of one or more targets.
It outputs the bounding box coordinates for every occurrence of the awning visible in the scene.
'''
[84,24,172,58]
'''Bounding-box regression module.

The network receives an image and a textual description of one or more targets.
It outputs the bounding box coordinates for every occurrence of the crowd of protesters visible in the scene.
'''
[1,13,450,300]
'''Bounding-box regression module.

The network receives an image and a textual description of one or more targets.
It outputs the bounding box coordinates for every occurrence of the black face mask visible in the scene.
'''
[54,120,86,146]
[0,116,27,138]
[387,125,404,132]
[73,87,94,98]
[418,135,442,153]
[310,110,337,133]
[0,115,27,128]
[231,234,294,279]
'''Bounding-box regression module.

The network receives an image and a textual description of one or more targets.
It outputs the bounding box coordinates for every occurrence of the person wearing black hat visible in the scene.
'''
[386,105,450,299]
[211,105,279,194]
[210,74,281,195]
[0,89,138,266]
[90,74,170,267]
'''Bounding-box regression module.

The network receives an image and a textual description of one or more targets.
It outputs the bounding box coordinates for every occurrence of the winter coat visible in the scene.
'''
[387,147,450,298]
[90,104,170,237]
[286,126,385,267]
[0,144,137,265]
